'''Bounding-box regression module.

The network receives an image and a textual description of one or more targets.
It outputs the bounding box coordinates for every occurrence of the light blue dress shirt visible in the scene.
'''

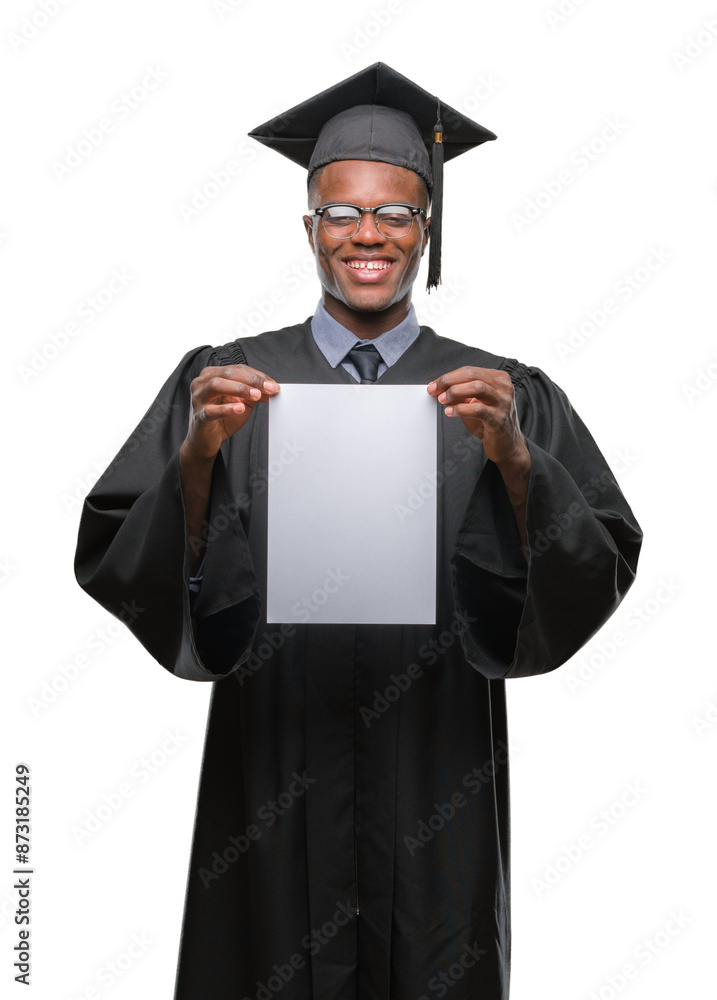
[310,298,421,381]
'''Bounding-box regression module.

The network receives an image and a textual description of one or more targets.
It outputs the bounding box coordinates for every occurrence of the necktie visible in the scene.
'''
[345,343,382,384]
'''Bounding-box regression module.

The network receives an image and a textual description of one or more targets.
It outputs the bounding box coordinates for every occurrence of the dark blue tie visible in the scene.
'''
[346,343,382,384]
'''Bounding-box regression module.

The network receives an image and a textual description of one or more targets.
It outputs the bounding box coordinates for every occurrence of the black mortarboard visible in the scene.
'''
[249,62,496,292]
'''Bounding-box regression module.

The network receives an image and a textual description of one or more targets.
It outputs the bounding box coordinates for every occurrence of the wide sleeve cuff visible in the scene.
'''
[74,341,262,682]
[452,437,642,681]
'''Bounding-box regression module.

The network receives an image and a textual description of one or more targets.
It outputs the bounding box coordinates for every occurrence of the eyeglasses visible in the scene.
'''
[307,203,427,240]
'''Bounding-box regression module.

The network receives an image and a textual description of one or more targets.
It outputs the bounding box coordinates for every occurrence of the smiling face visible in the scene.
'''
[303,159,430,328]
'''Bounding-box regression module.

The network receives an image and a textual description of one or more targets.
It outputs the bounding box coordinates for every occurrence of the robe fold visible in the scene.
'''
[74,318,642,1000]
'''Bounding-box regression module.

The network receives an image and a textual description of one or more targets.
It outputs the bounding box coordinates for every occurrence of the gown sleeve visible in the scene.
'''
[450,361,643,680]
[73,346,261,682]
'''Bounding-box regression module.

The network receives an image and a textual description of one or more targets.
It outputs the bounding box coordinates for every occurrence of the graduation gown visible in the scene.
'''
[74,318,642,1000]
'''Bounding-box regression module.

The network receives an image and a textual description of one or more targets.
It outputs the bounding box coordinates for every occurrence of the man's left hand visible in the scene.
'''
[427,367,531,544]
[427,367,529,469]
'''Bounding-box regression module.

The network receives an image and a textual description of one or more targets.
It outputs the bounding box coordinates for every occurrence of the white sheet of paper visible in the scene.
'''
[267,383,437,624]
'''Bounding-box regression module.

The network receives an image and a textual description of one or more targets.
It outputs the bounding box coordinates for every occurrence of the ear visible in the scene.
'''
[303,214,316,252]
[421,217,431,257]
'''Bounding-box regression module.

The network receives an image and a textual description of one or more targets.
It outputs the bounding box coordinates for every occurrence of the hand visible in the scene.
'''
[183,364,280,462]
[427,367,529,470]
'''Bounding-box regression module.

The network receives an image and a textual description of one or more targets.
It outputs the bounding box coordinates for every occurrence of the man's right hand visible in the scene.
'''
[182,364,280,462]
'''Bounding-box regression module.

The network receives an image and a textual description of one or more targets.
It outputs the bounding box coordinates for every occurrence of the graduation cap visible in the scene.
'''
[249,62,496,292]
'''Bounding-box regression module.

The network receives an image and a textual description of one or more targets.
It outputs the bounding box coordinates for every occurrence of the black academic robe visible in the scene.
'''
[74,318,642,1000]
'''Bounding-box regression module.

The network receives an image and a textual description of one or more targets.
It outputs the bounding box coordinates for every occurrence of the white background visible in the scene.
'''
[2,1,715,997]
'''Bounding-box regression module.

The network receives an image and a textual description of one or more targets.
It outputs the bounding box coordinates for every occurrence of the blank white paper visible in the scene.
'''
[266,383,437,624]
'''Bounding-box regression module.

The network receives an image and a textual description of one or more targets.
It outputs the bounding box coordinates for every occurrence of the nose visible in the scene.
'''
[353,209,387,245]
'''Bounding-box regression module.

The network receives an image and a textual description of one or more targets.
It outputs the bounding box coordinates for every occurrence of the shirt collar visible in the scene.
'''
[310,299,420,369]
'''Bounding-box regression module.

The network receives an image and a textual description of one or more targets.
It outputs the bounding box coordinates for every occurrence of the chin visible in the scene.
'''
[345,299,390,314]
[339,287,398,314]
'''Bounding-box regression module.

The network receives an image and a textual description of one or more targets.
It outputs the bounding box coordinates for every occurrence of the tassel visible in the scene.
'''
[426,98,444,292]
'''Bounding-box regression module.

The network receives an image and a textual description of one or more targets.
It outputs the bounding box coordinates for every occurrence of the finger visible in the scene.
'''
[426,368,472,394]
[235,366,280,393]
[437,379,503,406]
[445,404,485,435]
[198,401,248,422]
[195,376,268,404]
[444,401,493,422]
[199,366,280,394]
[427,367,509,395]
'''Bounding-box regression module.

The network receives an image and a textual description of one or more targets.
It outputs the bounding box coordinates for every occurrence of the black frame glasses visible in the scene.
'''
[307,203,427,240]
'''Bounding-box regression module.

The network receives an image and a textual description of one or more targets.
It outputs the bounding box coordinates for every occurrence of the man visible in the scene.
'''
[74,64,642,1000]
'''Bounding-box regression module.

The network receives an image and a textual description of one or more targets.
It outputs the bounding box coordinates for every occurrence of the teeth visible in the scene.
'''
[346,260,391,270]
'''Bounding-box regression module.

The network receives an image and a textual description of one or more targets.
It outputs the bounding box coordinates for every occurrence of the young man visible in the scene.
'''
[75,64,642,1000]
